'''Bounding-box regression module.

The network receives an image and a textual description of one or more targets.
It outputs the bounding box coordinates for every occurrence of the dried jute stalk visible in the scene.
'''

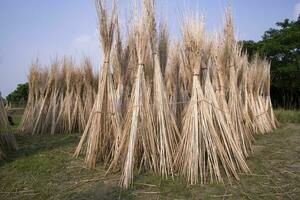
[74,0,122,168]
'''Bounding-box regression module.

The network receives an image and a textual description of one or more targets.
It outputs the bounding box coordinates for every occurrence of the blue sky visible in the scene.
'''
[0,0,299,96]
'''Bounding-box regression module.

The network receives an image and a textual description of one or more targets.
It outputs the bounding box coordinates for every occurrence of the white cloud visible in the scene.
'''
[294,3,300,20]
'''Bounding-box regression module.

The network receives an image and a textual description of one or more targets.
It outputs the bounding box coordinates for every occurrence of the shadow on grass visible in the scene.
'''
[0,132,80,167]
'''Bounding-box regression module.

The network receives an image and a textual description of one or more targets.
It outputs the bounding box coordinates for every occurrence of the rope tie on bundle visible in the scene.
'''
[255,110,269,118]
[138,63,145,71]
[125,98,228,114]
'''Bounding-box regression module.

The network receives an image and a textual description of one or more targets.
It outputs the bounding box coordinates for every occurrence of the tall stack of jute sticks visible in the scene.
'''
[21,0,277,187]
[20,57,97,135]
[0,96,18,160]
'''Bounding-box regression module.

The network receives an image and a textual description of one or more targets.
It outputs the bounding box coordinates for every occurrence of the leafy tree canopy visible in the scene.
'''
[6,83,29,105]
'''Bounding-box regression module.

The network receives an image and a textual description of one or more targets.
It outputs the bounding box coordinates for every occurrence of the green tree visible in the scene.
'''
[241,16,300,108]
[6,83,29,106]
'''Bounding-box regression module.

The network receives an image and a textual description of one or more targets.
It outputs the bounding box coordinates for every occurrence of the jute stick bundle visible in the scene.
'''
[145,0,180,178]
[21,58,96,135]
[108,10,157,187]
[20,0,277,188]
[175,15,248,184]
[74,0,122,168]
[0,96,18,160]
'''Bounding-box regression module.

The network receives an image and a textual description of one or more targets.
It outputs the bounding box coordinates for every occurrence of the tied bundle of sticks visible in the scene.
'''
[108,0,180,188]
[20,57,97,135]
[247,56,277,134]
[0,96,18,160]
[74,0,122,168]
[175,14,249,185]
[146,0,180,179]
[108,2,158,188]
[20,0,277,187]
[72,0,276,187]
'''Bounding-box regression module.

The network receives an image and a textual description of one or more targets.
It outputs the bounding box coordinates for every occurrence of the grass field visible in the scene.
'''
[0,110,299,199]
[274,109,300,123]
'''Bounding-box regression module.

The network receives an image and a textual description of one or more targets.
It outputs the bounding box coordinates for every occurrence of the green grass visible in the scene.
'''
[275,109,300,123]
[0,110,299,199]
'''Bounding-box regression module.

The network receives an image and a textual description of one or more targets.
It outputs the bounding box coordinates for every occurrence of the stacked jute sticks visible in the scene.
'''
[73,0,276,187]
[0,96,18,160]
[20,57,97,135]
[21,0,277,187]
